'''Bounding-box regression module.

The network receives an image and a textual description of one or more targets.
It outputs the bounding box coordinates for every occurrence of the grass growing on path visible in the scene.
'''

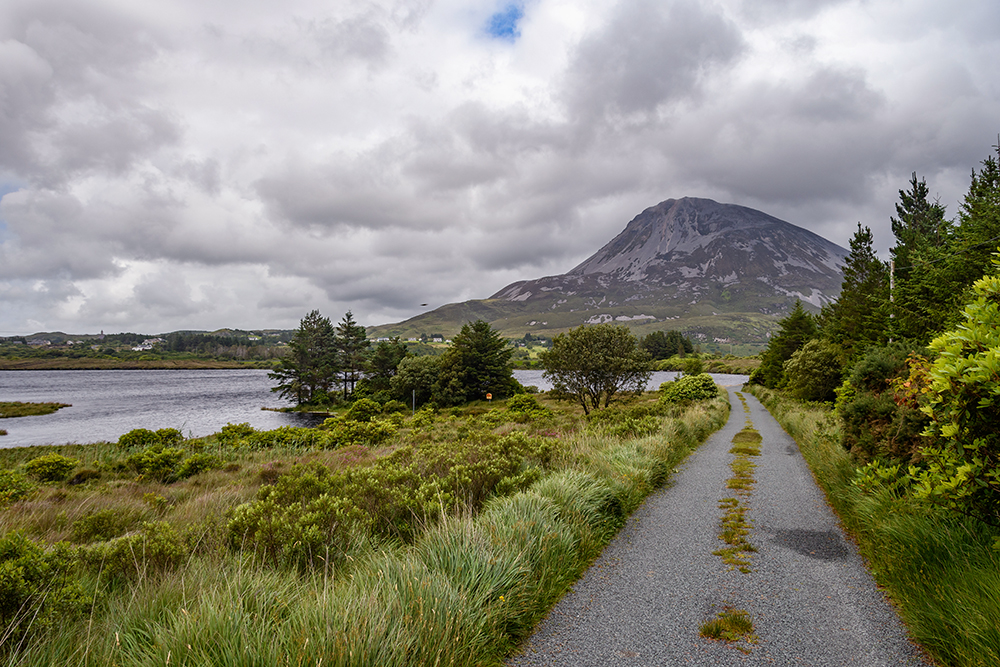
[0,391,729,666]
[749,386,1000,667]
[700,608,758,653]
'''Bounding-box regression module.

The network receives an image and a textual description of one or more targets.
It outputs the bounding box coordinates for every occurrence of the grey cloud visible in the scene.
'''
[311,10,392,67]
[563,0,745,122]
[737,0,850,23]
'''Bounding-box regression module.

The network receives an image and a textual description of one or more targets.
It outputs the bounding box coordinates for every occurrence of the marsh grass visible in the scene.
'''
[0,391,729,666]
[749,385,1000,667]
[0,402,72,419]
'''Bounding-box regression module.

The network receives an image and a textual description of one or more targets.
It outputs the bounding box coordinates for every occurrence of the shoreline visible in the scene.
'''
[0,359,273,371]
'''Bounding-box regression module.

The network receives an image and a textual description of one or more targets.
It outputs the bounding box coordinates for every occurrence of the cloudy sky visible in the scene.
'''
[1,0,998,335]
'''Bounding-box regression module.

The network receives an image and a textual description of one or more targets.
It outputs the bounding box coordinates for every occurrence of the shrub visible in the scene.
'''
[244,426,334,450]
[117,428,160,449]
[911,269,1000,527]
[70,508,139,543]
[0,468,33,506]
[0,533,90,642]
[322,418,398,448]
[382,399,407,415]
[218,422,256,446]
[345,398,382,422]
[125,445,186,482]
[782,339,844,402]
[68,467,102,485]
[82,521,187,580]
[24,453,79,482]
[175,453,224,479]
[660,373,718,404]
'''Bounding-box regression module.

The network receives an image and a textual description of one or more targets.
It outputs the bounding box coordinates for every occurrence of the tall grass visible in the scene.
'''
[749,386,1000,667]
[1,393,728,666]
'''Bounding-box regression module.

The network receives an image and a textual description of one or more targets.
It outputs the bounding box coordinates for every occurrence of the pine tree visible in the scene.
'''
[269,310,338,405]
[820,223,889,358]
[336,311,370,399]
[434,320,516,404]
[755,300,817,388]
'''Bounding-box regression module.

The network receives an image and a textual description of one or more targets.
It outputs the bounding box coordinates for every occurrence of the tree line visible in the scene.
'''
[751,140,1000,530]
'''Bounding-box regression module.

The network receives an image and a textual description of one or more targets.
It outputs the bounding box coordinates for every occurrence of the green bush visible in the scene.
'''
[0,469,33,505]
[82,521,187,580]
[24,453,79,482]
[345,398,382,422]
[243,426,334,450]
[117,428,160,449]
[175,453,224,479]
[322,418,398,448]
[70,508,139,543]
[782,339,844,402]
[382,399,407,414]
[0,534,90,642]
[660,373,718,404]
[125,445,186,482]
[911,269,1000,527]
[218,422,256,446]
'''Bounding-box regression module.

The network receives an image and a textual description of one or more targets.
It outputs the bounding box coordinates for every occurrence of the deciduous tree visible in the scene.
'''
[540,324,652,414]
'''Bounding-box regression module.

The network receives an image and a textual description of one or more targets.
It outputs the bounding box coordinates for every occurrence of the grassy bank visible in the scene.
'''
[0,390,727,666]
[749,386,1000,667]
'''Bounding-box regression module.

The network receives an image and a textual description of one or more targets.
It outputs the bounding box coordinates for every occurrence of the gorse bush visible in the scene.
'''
[229,430,555,564]
[24,453,79,482]
[70,508,140,543]
[0,469,33,506]
[117,427,184,450]
[125,445,186,482]
[0,533,90,643]
[79,521,187,580]
[660,373,718,404]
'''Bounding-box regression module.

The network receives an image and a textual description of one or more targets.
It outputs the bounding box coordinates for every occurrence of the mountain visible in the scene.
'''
[372,197,848,350]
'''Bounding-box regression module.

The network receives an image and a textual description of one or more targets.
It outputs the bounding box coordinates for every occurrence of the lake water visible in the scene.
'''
[0,369,749,448]
[0,369,319,448]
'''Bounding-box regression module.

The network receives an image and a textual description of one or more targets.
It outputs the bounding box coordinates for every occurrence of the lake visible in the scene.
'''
[0,369,749,448]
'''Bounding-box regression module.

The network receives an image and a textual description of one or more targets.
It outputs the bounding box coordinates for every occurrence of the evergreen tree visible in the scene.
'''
[269,310,338,405]
[819,223,890,358]
[754,300,817,388]
[336,311,370,399]
[889,172,953,343]
[640,330,693,359]
[945,143,1000,300]
[434,320,516,404]
[366,337,409,394]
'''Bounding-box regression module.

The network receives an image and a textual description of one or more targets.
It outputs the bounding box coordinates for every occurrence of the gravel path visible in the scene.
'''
[508,386,928,666]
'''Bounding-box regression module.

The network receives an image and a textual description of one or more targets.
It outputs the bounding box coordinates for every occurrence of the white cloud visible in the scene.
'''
[0,0,998,335]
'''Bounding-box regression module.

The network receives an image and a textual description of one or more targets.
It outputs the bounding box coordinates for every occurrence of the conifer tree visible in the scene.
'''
[336,311,370,399]
[269,310,338,405]
[820,223,889,358]
[754,300,817,388]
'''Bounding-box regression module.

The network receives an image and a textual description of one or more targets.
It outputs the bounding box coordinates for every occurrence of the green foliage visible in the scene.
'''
[541,323,652,415]
[382,399,408,414]
[81,521,187,580]
[218,422,256,446]
[345,397,382,422]
[754,300,817,388]
[269,310,339,405]
[639,330,693,360]
[117,427,160,449]
[0,469,33,506]
[837,345,930,461]
[336,310,370,399]
[911,267,1000,527]
[391,355,441,407]
[70,508,139,543]
[125,445,186,482]
[322,418,399,448]
[0,402,72,418]
[366,337,409,394]
[176,452,224,479]
[0,534,90,643]
[660,373,718,404]
[820,223,890,358]
[435,320,517,405]
[782,339,843,402]
[24,453,79,482]
[679,356,704,376]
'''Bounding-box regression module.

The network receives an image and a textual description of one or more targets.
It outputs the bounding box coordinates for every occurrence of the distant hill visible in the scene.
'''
[370,197,847,350]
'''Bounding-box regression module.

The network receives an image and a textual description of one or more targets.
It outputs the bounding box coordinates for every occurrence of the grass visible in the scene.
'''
[0,402,72,418]
[748,385,1000,667]
[700,607,758,652]
[712,396,760,575]
[0,390,729,666]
